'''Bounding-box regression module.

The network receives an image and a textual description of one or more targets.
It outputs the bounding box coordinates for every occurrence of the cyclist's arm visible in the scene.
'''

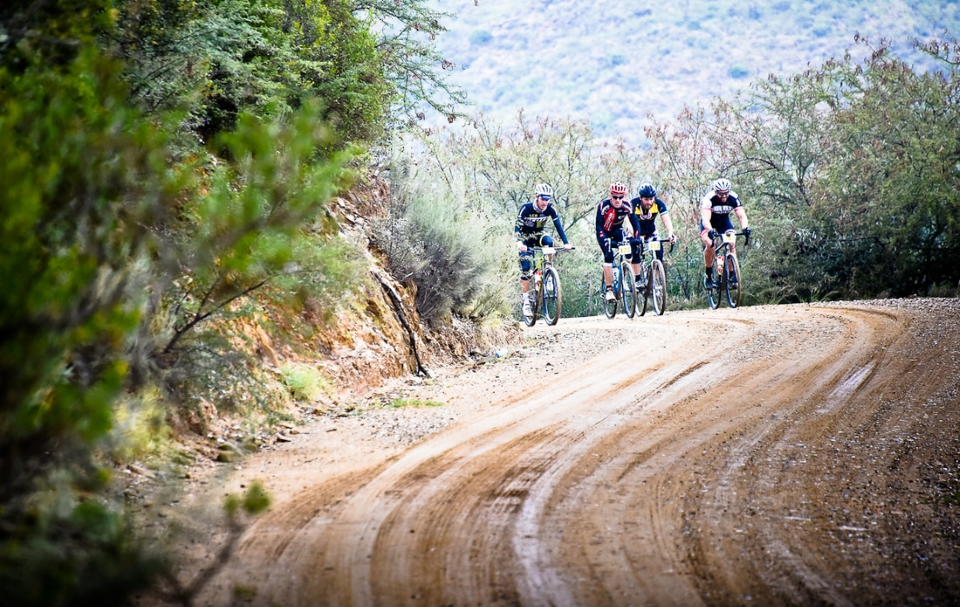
[660,209,676,240]
[595,202,606,241]
[627,211,641,240]
[548,207,570,245]
[514,207,529,251]
[734,206,748,230]
[700,207,713,231]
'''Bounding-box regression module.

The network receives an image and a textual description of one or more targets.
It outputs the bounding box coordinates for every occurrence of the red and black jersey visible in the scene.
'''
[595,198,640,239]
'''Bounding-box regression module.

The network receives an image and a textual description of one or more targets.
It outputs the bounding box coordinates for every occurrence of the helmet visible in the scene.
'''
[534,183,553,198]
[713,178,731,193]
[638,183,657,198]
[609,182,627,196]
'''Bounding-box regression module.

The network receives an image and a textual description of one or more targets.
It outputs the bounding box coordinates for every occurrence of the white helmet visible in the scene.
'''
[534,183,553,198]
[713,178,731,193]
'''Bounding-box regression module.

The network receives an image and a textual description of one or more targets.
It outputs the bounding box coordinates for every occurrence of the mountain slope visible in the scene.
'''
[433,0,960,140]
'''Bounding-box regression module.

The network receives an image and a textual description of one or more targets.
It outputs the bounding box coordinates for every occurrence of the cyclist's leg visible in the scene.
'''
[598,233,615,289]
[519,236,539,296]
[700,221,715,285]
[630,236,644,281]
[539,234,555,263]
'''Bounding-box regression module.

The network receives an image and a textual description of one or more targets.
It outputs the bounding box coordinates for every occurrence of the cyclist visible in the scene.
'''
[630,183,677,270]
[596,182,641,302]
[516,183,573,317]
[700,177,751,288]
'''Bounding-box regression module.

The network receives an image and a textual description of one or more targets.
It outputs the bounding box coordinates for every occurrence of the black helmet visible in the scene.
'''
[638,183,656,198]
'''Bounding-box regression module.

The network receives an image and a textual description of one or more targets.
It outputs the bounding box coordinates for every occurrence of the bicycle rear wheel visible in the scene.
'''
[724,252,742,308]
[602,268,618,319]
[651,258,667,315]
[621,261,636,319]
[541,267,561,325]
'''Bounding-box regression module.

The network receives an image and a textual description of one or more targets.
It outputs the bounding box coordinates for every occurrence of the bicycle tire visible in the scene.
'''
[724,252,742,308]
[651,258,667,315]
[621,261,636,319]
[542,267,561,325]
[602,268,618,319]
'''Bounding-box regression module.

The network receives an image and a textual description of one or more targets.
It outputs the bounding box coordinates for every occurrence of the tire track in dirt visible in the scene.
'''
[194,301,960,607]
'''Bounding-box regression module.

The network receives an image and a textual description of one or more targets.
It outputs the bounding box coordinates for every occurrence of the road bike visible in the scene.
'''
[705,229,750,309]
[521,245,574,327]
[598,240,637,319]
[634,238,672,316]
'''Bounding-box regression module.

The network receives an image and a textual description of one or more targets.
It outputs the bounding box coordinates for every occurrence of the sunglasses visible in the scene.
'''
[611,195,624,200]
[538,195,551,201]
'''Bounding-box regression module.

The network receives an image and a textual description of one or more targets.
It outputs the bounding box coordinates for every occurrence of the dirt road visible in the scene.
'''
[188,299,960,607]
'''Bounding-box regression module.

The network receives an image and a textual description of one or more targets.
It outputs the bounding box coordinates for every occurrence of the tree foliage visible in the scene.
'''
[0,0,467,603]
[644,35,960,304]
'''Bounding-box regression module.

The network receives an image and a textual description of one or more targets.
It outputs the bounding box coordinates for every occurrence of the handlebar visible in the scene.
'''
[711,229,751,247]
[526,245,575,255]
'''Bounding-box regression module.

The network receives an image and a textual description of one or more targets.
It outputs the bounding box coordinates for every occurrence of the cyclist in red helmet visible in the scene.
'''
[596,182,641,302]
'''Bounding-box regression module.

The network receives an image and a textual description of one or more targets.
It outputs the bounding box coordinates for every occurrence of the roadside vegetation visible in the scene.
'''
[0,0,462,604]
[1,0,958,605]
[407,35,960,312]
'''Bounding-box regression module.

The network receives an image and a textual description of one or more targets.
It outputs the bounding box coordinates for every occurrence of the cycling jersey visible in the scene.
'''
[596,198,641,264]
[700,190,742,216]
[515,202,569,244]
[595,198,640,239]
[630,196,669,239]
[700,190,743,233]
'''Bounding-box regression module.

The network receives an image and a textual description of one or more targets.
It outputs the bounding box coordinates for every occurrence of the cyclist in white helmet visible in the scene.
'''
[516,184,573,316]
[700,177,751,288]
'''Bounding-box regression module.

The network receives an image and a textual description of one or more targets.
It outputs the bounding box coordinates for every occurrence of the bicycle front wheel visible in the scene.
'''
[621,261,636,319]
[651,259,667,315]
[724,253,742,308]
[603,268,618,319]
[541,267,562,325]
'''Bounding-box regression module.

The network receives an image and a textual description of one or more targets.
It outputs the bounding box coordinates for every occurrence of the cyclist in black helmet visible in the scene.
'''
[630,183,676,271]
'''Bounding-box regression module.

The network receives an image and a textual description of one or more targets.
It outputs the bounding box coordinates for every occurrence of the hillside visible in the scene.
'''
[433,0,960,140]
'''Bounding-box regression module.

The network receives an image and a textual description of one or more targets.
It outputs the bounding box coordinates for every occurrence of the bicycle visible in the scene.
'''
[597,239,638,319]
[521,245,574,327]
[634,238,672,316]
[705,229,750,309]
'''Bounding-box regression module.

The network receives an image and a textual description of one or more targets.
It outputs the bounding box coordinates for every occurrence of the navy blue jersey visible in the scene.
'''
[630,196,669,238]
[595,198,641,240]
[700,190,743,216]
[515,201,569,244]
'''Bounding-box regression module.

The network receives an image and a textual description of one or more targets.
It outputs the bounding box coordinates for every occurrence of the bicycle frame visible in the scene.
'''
[599,239,636,319]
[706,230,749,309]
[522,245,573,326]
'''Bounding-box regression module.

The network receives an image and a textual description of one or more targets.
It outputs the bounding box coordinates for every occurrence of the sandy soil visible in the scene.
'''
[145,299,960,607]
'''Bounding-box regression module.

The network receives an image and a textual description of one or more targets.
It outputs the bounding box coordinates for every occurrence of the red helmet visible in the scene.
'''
[609,182,627,196]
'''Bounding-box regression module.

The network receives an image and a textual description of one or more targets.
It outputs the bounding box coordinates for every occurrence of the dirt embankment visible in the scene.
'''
[145,298,960,607]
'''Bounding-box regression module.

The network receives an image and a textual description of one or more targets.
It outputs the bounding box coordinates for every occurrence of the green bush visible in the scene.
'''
[280,363,331,403]
[376,156,514,324]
